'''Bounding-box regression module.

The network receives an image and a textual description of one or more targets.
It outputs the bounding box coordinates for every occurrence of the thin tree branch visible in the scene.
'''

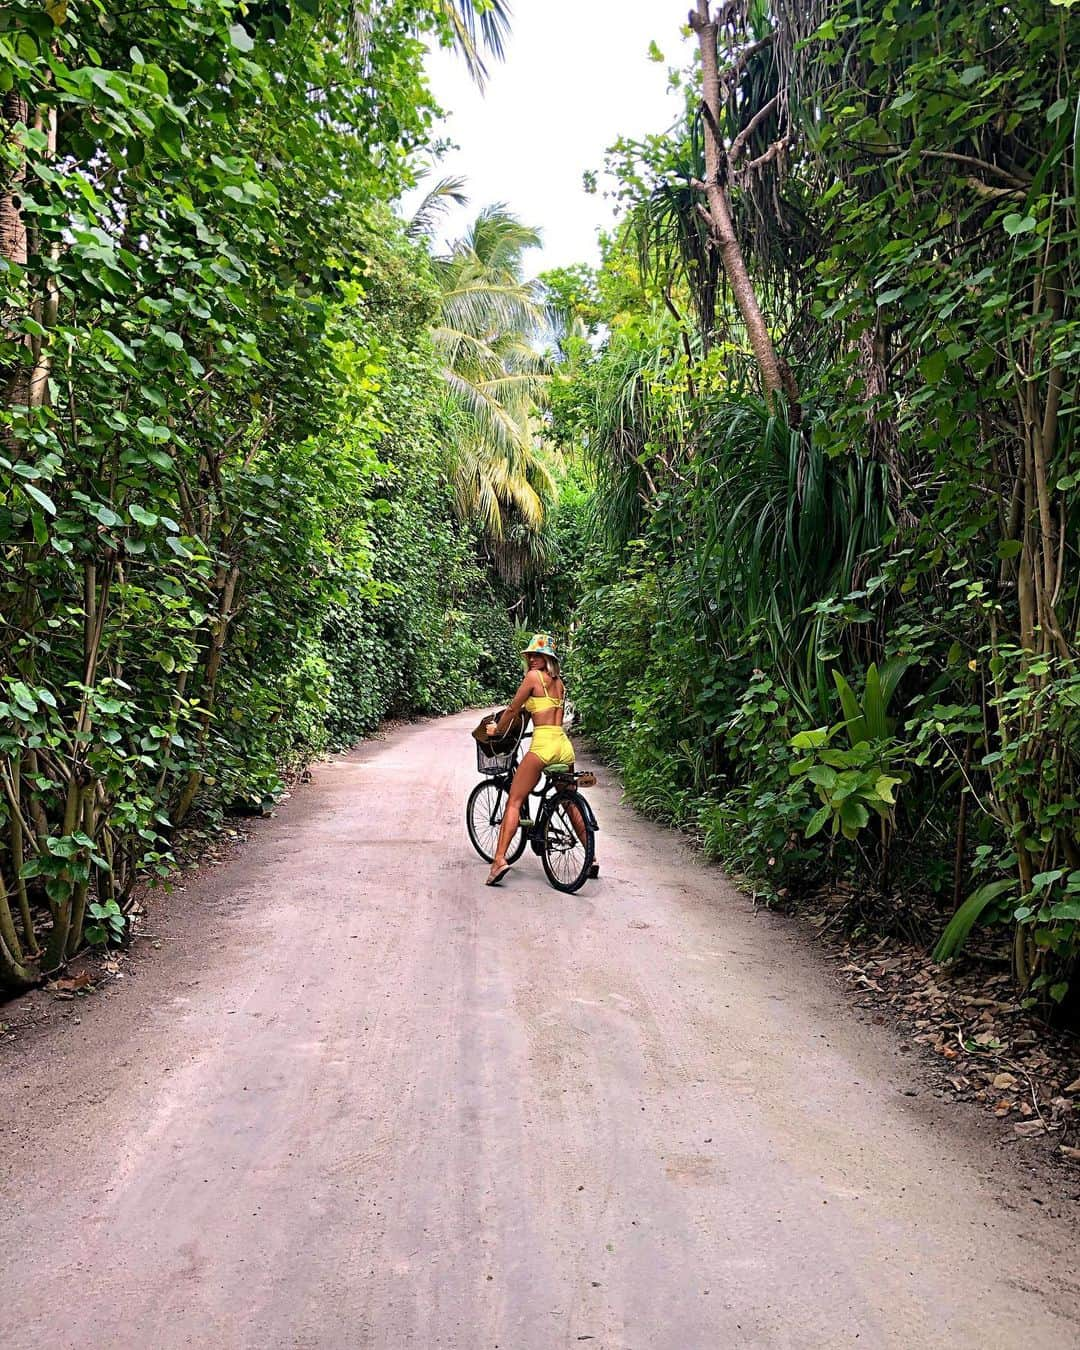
[729,95,779,164]
[740,138,789,176]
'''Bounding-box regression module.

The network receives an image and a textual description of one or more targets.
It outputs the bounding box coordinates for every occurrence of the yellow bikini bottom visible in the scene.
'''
[529,725,575,768]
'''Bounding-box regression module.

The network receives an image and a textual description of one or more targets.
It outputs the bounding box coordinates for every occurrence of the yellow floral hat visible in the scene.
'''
[521,633,557,658]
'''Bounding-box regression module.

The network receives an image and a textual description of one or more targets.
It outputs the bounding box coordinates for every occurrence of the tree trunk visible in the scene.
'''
[0,869,26,967]
[2,88,32,426]
[0,920,37,991]
[0,91,28,267]
[689,1,786,410]
[8,756,39,954]
[28,104,59,409]
[41,777,83,972]
[66,784,96,959]
[951,734,973,912]
[173,565,241,824]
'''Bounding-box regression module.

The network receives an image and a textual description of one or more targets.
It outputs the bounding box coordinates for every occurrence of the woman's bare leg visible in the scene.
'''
[566,797,587,845]
[561,788,594,874]
[563,767,597,867]
[489,752,543,879]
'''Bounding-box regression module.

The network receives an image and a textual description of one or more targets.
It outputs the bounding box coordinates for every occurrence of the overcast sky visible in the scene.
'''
[404,1,689,278]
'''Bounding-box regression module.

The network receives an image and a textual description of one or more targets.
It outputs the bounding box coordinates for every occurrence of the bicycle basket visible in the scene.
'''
[477,742,515,775]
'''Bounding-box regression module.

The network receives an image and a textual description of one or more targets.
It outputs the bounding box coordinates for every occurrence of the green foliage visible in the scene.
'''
[85,900,126,948]
[785,664,908,853]
[831,663,907,746]
[932,882,1017,964]
[789,727,905,844]
[0,1,529,989]
[520,463,593,629]
[558,0,1079,1010]
[697,671,820,893]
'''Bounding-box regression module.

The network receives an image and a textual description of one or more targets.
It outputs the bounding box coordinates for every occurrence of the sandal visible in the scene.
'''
[486,863,512,887]
[588,862,600,879]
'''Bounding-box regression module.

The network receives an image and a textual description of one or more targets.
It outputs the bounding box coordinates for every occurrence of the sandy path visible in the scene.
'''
[1,710,1078,1349]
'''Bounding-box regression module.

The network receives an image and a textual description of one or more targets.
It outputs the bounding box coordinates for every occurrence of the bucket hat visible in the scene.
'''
[521,633,557,658]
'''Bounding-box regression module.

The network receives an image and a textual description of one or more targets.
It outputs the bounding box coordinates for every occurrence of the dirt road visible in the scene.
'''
[2,711,1078,1349]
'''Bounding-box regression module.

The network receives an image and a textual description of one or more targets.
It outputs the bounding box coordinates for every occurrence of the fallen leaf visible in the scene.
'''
[1013,1120,1046,1137]
[47,972,93,995]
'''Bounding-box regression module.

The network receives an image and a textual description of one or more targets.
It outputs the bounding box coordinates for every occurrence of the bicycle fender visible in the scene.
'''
[577,793,599,831]
[557,789,599,831]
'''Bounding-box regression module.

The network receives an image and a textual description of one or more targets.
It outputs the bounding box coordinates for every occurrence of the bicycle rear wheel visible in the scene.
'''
[541,790,595,893]
[466,780,527,864]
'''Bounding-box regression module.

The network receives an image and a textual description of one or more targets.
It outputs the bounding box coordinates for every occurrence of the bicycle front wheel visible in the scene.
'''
[541,790,595,893]
[466,780,527,864]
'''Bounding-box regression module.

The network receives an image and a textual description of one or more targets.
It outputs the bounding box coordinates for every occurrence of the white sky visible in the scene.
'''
[404,0,689,278]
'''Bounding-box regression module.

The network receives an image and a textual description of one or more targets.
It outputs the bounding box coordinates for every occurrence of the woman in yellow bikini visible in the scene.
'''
[484,634,591,886]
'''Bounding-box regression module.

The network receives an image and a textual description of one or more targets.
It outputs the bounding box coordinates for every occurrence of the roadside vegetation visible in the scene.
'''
[553,0,1079,1018]
[0,0,534,987]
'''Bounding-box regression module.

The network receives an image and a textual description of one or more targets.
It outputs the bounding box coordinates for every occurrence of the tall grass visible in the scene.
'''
[585,365,894,720]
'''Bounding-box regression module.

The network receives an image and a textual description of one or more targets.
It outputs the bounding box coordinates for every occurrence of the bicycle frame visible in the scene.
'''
[483,750,599,852]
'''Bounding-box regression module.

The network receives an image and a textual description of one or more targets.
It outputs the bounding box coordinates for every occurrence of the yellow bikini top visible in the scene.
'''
[524,673,564,715]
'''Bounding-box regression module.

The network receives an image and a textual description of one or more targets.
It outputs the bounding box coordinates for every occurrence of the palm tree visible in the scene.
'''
[435,0,513,89]
[430,205,553,570]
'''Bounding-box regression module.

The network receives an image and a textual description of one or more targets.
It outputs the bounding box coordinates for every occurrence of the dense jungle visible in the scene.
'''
[1,0,1078,1039]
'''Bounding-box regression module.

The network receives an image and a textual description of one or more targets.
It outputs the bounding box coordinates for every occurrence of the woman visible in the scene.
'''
[484,634,593,886]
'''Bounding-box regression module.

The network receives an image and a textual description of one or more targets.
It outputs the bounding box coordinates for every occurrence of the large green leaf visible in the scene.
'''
[933,881,1016,963]
[833,669,866,746]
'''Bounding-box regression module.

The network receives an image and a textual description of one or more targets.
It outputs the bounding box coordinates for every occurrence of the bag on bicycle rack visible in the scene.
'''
[471,709,525,754]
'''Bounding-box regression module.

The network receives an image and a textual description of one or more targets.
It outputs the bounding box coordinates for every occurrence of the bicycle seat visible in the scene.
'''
[544,762,572,775]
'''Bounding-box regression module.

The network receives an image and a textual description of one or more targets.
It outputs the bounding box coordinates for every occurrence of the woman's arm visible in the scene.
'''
[487,676,537,738]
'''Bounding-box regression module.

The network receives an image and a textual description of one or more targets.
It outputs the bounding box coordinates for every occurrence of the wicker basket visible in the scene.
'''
[477,741,515,776]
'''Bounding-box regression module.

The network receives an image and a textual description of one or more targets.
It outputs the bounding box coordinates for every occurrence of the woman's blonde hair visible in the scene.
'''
[527,652,561,681]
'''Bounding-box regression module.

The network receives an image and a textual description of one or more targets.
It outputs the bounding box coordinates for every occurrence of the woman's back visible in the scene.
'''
[523,672,564,726]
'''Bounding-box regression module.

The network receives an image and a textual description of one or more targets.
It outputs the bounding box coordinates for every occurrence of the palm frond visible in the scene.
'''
[433,202,552,574]
[437,280,546,340]
[407,173,470,239]
[434,0,513,89]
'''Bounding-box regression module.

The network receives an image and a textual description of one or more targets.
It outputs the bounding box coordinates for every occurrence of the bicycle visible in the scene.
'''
[466,727,599,894]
